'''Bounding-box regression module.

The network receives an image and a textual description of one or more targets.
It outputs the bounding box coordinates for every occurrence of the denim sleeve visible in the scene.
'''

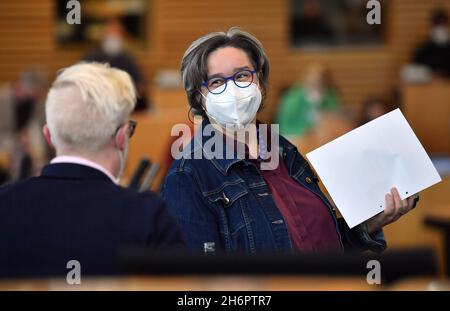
[340,195,419,252]
[344,195,421,252]
[161,170,223,252]
[338,219,387,253]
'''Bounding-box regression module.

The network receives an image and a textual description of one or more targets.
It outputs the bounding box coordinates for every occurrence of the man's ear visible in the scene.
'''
[42,125,54,148]
[114,124,129,151]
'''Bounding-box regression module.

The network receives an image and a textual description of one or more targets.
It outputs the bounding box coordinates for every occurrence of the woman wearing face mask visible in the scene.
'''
[162,28,419,254]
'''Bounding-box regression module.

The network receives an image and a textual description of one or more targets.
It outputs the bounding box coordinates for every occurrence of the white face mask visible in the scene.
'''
[431,26,449,45]
[202,81,262,128]
[102,35,123,56]
[115,136,129,183]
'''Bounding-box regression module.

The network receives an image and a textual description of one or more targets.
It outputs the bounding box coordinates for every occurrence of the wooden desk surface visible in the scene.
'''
[0,275,446,291]
[0,275,439,291]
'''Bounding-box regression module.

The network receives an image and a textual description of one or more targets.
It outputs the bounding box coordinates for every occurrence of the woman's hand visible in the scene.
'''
[365,187,419,234]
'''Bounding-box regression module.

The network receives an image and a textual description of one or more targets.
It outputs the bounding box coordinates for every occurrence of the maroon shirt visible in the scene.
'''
[222,126,342,252]
[258,157,342,252]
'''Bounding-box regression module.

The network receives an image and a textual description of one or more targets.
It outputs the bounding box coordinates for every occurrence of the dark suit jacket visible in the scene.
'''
[0,163,185,277]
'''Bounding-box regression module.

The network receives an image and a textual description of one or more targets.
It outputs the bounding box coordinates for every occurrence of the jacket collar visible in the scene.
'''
[188,118,241,175]
[40,163,114,183]
[187,118,295,175]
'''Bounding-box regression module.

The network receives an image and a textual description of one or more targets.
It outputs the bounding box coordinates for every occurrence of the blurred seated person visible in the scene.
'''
[0,63,184,277]
[358,96,391,126]
[413,8,450,78]
[0,69,47,181]
[83,19,149,111]
[277,62,340,137]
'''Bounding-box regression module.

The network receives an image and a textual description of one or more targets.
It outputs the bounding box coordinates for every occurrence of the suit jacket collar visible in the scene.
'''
[41,163,114,183]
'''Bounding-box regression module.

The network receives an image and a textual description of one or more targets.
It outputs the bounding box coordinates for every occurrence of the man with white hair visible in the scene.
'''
[0,63,184,277]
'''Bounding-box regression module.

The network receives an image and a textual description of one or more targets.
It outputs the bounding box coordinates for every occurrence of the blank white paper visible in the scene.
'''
[306,109,442,229]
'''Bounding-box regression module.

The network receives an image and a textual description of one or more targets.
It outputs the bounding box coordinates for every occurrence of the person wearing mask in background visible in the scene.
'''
[162,28,419,254]
[290,0,332,46]
[413,8,450,78]
[83,19,149,110]
[276,62,340,137]
[0,63,184,277]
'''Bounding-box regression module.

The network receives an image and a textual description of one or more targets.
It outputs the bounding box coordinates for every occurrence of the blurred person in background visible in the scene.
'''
[162,28,419,254]
[276,62,341,137]
[413,8,450,78]
[83,19,149,111]
[0,63,184,277]
[0,69,47,184]
[290,0,332,46]
[358,96,391,126]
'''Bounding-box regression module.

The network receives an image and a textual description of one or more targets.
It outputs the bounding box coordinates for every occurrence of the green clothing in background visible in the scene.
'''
[276,85,340,136]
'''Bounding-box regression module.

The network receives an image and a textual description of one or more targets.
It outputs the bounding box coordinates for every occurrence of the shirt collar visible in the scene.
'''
[50,156,118,184]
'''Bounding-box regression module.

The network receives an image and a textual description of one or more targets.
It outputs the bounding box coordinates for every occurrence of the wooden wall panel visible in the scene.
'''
[0,0,449,120]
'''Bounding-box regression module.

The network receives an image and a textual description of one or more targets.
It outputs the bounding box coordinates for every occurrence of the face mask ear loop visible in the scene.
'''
[199,91,209,119]
[114,127,127,183]
[187,106,196,125]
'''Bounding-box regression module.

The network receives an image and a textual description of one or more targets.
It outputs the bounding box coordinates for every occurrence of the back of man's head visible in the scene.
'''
[45,62,136,154]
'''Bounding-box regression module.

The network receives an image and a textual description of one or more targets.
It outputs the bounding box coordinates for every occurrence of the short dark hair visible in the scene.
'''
[180,27,270,116]
[431,8,448,26]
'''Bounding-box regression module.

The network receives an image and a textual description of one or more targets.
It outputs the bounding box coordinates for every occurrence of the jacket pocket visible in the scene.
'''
[202,181,255,251]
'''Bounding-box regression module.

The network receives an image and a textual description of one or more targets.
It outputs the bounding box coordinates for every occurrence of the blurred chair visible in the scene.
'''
[124,108,189,190]
[425,203,450,276]
[403,80,450,155]
[127,157,151,190]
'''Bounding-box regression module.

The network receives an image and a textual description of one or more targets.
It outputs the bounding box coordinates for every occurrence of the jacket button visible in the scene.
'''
[222,193,230,205]
[305,177,312,184]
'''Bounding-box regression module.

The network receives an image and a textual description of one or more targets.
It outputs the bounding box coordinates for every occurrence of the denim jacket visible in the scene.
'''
[161,118,386,254]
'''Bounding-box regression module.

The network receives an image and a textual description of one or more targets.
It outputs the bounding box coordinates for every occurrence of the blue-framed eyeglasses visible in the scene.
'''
[201,69,257,95]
